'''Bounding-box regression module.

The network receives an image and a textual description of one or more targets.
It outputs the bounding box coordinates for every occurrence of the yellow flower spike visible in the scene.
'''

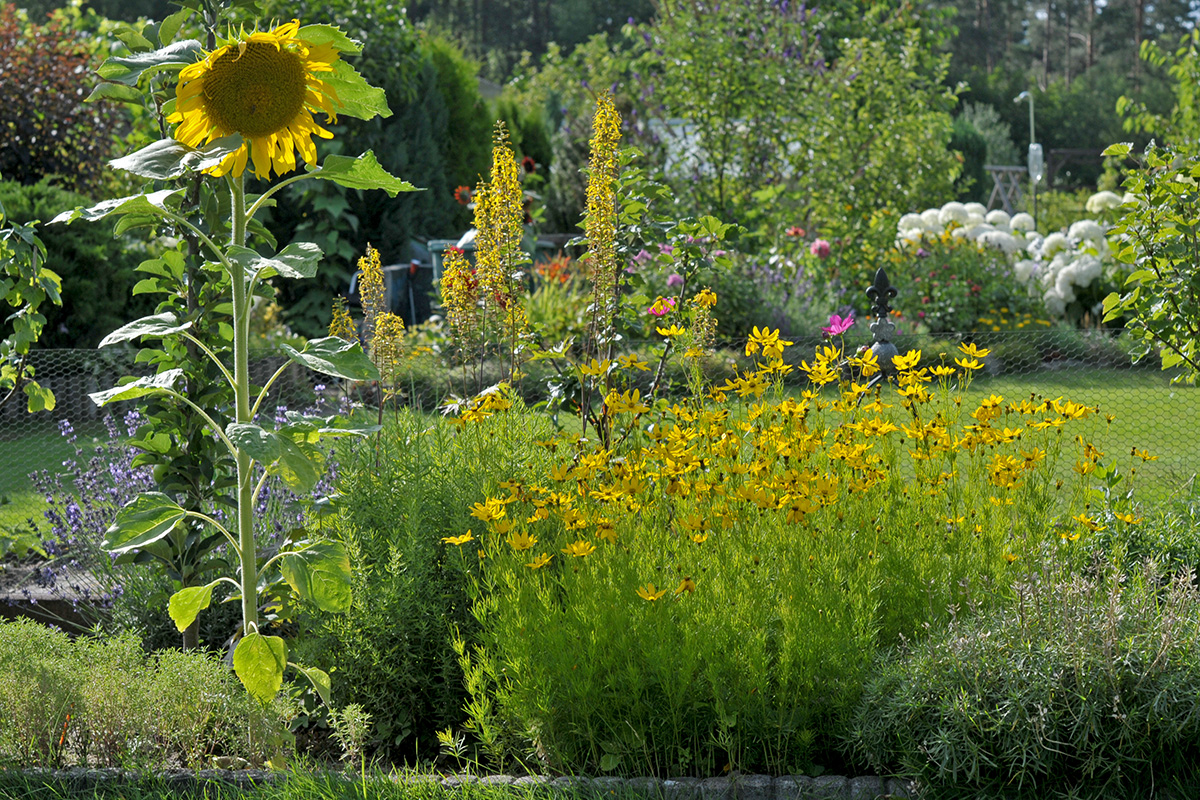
[674,576,696,595]
[561,539,596,557]
[506,530,537,551]
[525,553,552,569]
[636,583,668,601]
[441,530,474,546]
[167,19,346,180]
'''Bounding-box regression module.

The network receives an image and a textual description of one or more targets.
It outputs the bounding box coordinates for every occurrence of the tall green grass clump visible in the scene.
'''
[292,398,555,760]
[0,619,293,768]
[851,557,1200,798]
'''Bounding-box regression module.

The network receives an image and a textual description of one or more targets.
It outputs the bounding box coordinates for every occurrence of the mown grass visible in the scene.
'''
[0,766,562,800]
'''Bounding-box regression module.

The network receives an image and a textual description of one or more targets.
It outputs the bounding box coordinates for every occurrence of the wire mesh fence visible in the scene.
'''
[0,349,328,520]
[1,329,1196,534]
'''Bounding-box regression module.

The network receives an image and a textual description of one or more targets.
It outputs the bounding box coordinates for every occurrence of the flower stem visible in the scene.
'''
[229,172,258,638]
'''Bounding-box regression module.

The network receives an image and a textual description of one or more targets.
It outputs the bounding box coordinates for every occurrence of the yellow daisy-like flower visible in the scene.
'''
[168,20,342,179]
[636,583,668,601]
[561,540,596,557]
[525,553,552,569]
[441,530,474,546]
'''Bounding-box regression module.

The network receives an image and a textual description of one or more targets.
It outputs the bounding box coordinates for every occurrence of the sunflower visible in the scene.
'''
[167,20,341,179]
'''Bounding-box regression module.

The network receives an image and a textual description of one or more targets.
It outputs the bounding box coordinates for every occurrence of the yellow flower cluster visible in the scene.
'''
[328,296,357,342]
[584,93,622,333]
[687,289,719,358]
[453,332,1104,606]
[371,312,406,391]
[473,122,528,346]
[440,247,480,354]
[357,244,386,342]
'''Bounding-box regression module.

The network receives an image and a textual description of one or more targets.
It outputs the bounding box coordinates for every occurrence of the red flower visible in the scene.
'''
[522,156,536,173]
[454,185,472,205]
[786,226,806,237]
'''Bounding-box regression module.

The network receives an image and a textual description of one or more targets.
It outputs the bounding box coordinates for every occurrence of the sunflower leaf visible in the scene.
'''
[96,40,203,85]
[280,336,379,381]
[86,83,144,104]
[310,152,419,198]
[227,242,322,281]
[103,493,187,554]
[322,60,391,120]
[51,189,185,226]
[233,633,287,705]
[89,369,184,407]
[279,540,352,613]
[297,24,362,55]
[98,312,192,348]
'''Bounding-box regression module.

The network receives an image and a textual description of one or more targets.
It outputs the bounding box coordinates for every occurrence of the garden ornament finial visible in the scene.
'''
[866,267,899,379]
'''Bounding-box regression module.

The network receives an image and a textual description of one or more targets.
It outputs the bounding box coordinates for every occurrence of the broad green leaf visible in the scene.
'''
[297,24,362,54]
[309,152,418,197]
[280,337,379,381]
[322,60,390,120]
[96,40,202,85]
[109,136,243,180]
[272,437,322,492]
[292,664,332,706]
[280,541,352,613]
[114,25,155,53]
[85,83,144,104]
[158,7,193,45]
[98,312,192,348]
[1102,142,1133,157]
[103,492,187,553]
[226,422,282,464]
[51,189,184,226]
[233,633,287,704]
[168,581,218,632]
[227,242,323,281]
[23,382,55,413]
[89,369,183,406]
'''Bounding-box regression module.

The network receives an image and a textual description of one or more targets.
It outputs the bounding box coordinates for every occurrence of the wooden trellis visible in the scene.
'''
[985,165,1026,214]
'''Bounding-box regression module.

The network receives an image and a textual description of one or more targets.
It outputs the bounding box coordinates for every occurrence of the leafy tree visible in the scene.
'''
[0,4,123,195]
[950,115,989,202]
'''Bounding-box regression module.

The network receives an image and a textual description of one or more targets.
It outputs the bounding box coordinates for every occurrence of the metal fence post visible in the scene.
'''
[866,267,899,380]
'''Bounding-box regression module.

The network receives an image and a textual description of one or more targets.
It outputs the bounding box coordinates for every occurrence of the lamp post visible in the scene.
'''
[1015,91,1043,228]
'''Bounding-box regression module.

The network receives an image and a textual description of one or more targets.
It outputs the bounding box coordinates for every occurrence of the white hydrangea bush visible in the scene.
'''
[896,192,1129,321]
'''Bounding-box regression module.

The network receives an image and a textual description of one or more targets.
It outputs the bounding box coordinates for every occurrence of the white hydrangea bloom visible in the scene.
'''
[1043,288,1067,317]
[1085,190,1123,213]
[1041,232,1070,258]
[950,226,971,239]
[964,202,988,217]
[921,208,943,232]
[898,213,925,235]
[1067,219,1106,246]
[1121,192,1139,206]
[1013,259,1038,283]
[985,210,1011,227]
[939,202,969,227]
[1010,212,1035,232]
[1072,254,1103,285]
[979,230,1021,254]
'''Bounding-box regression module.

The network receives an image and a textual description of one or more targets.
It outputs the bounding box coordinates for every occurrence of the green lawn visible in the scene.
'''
[966,368,1198,500]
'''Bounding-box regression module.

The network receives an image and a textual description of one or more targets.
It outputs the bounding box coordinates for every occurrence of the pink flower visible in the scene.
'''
[666,273,684,288]
[648,297,676,316]
[821,313,854,337]
[810,239,831,259]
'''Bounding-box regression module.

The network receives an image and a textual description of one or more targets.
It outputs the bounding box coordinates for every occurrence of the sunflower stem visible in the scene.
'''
[229,172,258,639]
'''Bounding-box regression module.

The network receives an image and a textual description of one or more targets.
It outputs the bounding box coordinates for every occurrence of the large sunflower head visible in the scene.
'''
[167,20,342,180]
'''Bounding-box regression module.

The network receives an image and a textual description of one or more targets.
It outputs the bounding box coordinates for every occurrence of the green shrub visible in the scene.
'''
[291,406,556,760]
[851,557,1200,797]
[0,178,154,348]
[0,619,293,768]
[949,116,988,203]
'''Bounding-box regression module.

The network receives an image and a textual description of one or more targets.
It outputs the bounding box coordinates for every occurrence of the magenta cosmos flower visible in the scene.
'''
[810,239,832,259]
[821,313,854,337]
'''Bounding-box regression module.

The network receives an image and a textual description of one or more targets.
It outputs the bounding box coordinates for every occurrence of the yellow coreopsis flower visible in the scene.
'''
[892,350,922,371]
[636,583,668,601]
[526,552,552,569]
[657,324,686,337]
[674,577,696,595]
[561,539,596,557]
[506,530,537,551]
[168,20,344,179]
[442,531,474,546]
